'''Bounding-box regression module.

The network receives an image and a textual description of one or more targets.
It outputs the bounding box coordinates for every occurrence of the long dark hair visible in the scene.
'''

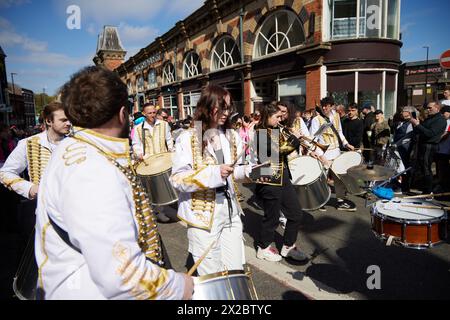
[192,85,234,134]
[257,103,281,130]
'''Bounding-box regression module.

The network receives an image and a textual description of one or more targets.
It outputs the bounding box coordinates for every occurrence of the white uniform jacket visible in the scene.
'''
[310,110,350,161]
[132,119,174,157]
[35,128,185,300]
[170,128,251,231]
[0,131,54,199]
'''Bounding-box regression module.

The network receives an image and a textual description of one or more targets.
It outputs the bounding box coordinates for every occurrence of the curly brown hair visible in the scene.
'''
[61,66,128,128]
[192,85,234,134]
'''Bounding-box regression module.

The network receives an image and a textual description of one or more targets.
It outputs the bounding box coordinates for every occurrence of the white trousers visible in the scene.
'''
[187,193,245,276]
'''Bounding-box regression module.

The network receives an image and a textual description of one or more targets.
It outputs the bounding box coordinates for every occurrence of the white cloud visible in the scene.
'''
[0,0,30,8]
[400,22,416,34]
[0,16,48,52]
[9,51,92,68]
[118,22,159,45]
[55,0,204,27]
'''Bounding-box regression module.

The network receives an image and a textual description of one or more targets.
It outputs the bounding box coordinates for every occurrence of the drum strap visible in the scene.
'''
[48,214,82,254]
[325,118,345,151]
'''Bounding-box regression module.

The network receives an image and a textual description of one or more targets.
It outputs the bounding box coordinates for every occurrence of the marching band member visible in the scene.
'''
[310,97,356,212]
[132,103,174,159]
[0,102,70,201]
[132,103,175,222]
[170,85,251,276]
[35,66,193,300]
[0,102,71,239]
[251,103,309,263]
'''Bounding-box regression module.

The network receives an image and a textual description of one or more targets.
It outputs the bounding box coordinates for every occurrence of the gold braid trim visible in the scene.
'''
[26,136,51,185]
[190,129,216,228]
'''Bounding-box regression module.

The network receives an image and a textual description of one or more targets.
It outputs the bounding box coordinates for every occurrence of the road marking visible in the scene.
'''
[244,245,356,300]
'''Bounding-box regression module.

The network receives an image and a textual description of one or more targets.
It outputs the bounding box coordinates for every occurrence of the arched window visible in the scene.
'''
[254,10,305,58]
[147,69,157,89]
[211,36,241,71]
[163,62,175,85]
[127,81,133,95]
[183,51,202,79]
[136,75,144,92]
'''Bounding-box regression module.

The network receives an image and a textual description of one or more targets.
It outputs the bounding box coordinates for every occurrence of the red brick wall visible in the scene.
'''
[306,66,321,110]
[304,0,323,44]
[104,59,124,71]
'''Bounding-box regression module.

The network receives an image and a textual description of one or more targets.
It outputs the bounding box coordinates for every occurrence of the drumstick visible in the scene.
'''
[400,204,450,210]
[187,239,217,276]
[403,192,450,199]
[251,161,270,170]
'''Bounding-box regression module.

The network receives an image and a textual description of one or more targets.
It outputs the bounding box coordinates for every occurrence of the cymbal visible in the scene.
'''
[347,165,395,181]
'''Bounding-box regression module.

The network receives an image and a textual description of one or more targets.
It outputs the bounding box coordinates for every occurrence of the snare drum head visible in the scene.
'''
[331,151,362,174]
[374,198,445,221]
[136,152,173,175]
[289,156,322,185]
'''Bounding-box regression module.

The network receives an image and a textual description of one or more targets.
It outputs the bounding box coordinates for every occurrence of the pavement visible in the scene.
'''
[1,183,449,300]
[158,183,450,300]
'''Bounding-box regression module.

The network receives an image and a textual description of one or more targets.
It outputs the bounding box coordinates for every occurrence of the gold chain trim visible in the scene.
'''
[190,129,216,225]
[72,135,164,266]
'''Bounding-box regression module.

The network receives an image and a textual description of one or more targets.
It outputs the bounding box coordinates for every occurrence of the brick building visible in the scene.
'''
[398,59,450,107]
[112,0,402,119]
[0,46,9,125]
[22,88,36,128]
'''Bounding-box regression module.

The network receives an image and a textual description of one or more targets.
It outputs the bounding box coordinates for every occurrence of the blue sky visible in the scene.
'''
[1,0,449,95]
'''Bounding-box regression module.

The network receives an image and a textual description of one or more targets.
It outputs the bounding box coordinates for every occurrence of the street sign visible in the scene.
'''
[440,49,450,69]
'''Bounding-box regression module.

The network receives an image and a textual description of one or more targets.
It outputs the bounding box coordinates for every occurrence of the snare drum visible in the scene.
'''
[192,269,258,300]
[370,198,448,249]
[289,156,331,211]
[135,152,178,206]
[331,151,365,195]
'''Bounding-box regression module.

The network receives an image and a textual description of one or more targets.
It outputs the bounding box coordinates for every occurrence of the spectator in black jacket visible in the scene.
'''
[410,101,448,194]
[342,103,364,149]
[362,105,376,161]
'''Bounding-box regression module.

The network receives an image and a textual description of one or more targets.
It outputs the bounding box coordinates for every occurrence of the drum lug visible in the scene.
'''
[427,223,432,246]
[402,223,407,243]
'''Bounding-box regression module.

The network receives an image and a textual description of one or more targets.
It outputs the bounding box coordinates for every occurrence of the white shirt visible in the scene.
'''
[35,128,185,300]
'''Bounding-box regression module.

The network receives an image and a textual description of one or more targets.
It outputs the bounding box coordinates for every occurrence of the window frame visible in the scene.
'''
[253,9,306,59]
[183,51,202,79]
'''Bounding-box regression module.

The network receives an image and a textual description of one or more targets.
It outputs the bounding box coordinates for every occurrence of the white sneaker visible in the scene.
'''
[281,245,309,262]
[256,246,282,262]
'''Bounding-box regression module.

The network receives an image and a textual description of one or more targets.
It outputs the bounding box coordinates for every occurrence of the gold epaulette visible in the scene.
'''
[26,136,51,185]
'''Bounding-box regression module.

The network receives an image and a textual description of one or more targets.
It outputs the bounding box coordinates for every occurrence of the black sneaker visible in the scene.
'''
[336,200,356,212]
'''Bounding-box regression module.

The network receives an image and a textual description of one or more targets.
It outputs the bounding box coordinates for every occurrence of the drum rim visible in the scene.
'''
[331,151,362,174]
[371,207,446,224]
[151,198,179,207]
[290,157,325,186]
[137,152,173,174]
[370,210,446,225]
[136,168,171,177]
[194,270,248,284]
